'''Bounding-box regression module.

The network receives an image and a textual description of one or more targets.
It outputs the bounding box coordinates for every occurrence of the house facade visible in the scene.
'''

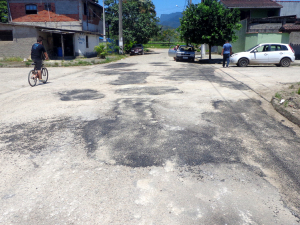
[0,0,104,59]
[220,0,300,59]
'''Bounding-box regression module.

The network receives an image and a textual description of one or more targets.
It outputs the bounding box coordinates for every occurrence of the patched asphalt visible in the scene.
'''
[0,49,300,224]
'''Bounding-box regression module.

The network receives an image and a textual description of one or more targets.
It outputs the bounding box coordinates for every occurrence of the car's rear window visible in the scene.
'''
[270,45,288,51]
[180,47,194,51]
[280,45,288,50]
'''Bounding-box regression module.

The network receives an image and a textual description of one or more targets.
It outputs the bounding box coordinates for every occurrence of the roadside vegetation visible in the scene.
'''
[178,0,241,59]
[44,54,126,67]
[144,42,185,49]
[0,57,23,62]
[273,82,300,108]
[105,0,160,53]
[0,54,126,68]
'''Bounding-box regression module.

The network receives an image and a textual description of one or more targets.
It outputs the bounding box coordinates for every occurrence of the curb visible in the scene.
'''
[271,97,300,127]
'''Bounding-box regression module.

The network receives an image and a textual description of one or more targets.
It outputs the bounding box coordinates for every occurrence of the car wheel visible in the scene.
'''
[238,58,249,67]
[280,58,291,67]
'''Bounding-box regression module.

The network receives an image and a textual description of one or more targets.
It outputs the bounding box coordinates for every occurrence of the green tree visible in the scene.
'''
[105,0,160,52]
[178,0,241,59]
[160,29,179,45]
[0,0,8,23]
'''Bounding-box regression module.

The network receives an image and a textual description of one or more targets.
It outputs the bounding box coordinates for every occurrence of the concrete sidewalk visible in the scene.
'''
[198,54,300,129]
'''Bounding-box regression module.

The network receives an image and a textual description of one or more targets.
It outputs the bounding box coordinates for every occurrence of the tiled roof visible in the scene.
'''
[220,0,283,9]
[280,24,300,31]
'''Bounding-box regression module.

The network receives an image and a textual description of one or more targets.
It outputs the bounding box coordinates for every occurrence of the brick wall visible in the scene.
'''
[10,2,79,23]
[0,24,37,59]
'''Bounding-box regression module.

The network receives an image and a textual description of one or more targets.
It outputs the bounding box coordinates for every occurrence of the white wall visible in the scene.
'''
[74,33,99,57]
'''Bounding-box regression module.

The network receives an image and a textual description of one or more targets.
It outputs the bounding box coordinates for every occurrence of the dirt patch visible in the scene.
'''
[272,82,300,127]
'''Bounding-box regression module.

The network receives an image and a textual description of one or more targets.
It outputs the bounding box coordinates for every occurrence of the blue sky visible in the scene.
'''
[152,0,202,18]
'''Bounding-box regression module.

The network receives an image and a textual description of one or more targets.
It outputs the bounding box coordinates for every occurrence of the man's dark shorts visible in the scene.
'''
[33,59,43,70]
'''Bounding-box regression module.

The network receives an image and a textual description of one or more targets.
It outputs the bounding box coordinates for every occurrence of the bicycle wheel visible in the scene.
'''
[28,70,37,87]
[42,67,48,83]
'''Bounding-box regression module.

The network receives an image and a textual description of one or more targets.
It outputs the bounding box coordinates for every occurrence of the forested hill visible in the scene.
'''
[158,12,182,29]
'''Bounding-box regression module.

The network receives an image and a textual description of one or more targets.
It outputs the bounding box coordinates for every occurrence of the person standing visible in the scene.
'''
[31,37,49,82]
[173,44,179,61]
[221,40,232,68]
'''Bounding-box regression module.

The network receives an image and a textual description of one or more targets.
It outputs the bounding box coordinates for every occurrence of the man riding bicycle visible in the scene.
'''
[31,37,49,82]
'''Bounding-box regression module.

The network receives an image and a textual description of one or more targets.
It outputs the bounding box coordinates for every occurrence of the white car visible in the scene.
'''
[230,43,295,67]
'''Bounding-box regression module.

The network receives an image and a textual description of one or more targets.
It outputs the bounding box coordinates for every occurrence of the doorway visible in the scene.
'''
[52,33,74,58]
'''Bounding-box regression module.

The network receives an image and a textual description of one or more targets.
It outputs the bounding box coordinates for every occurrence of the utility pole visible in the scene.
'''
[189,0,192,5]
[103,0,106,42]
[86,0,88,29]
[119,0,123,54]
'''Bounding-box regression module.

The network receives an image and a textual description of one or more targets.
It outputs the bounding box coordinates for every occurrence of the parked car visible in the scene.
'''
[130,44,144,55]
[168,45,196,62]
[230,43,295,67]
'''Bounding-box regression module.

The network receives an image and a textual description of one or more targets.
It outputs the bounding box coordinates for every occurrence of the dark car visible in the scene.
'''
[130,44,144,55]
[168,45,196,62]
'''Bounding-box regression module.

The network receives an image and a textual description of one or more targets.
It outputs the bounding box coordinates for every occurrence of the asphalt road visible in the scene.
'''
[1,49,300,224]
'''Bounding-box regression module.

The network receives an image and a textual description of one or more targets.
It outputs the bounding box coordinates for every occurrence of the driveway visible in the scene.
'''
[0,49,300,224]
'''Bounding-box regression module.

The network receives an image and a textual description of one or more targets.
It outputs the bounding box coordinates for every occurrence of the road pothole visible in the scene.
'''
[58,89,105,101]
[115,86,183,95]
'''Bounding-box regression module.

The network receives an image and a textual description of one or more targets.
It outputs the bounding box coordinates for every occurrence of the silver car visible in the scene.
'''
[168,45,196,62]
[230,43,295,67]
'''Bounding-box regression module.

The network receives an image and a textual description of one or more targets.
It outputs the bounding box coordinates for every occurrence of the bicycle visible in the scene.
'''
[28,62,48,87]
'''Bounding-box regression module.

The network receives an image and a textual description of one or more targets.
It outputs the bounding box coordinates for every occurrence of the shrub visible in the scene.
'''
[94,43,108,58]
[297,88,300,95]
[124,40,136,54]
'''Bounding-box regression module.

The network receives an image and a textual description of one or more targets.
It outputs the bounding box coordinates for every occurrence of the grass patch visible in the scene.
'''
[0,63,3,67]
[298,88,300,95]
[0,57,23,62]
[25,61,31,67]
[275,92,282,99]
[284,100,289,107]
[41,54,126,67]
[144,42,185,49]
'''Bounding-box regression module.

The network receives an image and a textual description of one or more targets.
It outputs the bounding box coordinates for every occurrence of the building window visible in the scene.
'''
[86,36,89,48]
[45,3,51,11]
[84,3,87,15]
[0,30,13,41]
[26,4,37,14]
